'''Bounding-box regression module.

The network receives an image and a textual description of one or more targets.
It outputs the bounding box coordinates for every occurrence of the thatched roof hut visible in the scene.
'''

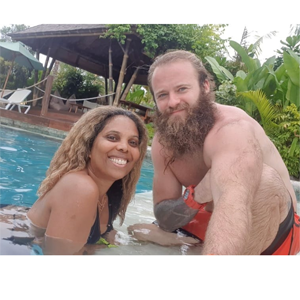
[9,24,153,106]
[10,24,152,84]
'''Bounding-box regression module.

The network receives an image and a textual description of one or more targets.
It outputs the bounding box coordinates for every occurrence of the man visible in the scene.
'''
[128,50,299,255]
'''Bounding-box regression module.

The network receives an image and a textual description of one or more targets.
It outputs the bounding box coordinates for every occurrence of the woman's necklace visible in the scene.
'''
[98,194,108,214]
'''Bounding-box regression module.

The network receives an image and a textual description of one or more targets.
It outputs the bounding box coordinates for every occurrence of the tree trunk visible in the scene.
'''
[120,66,140,101]
[108,44,113,106]
[113,38,131,106]
[41,75,54,116]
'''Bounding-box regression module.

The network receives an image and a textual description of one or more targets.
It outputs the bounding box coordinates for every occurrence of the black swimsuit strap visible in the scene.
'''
[87,202,114,244]
[261,201,294,255]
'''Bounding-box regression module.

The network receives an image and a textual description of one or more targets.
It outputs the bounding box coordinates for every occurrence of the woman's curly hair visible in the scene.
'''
[37,106,148,225]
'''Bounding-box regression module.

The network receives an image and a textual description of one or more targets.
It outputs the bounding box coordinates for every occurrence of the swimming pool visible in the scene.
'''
[0,125,154,207]
[0,125,191,255]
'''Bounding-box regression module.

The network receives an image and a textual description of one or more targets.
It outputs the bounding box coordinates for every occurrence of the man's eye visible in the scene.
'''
[178,87,187,92]
[157,93,166,99]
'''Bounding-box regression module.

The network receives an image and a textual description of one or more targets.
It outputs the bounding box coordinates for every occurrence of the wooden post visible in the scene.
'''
[32,50,40,107]
[46,58,56,77]
[108,44,113,106]
[40,75,54,116]
[37,47,51,100]
[0,61,13,98]
[120,66,140,101]
[113,38,131,107]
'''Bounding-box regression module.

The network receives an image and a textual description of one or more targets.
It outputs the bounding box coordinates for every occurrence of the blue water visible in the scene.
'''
[0,126,154,207]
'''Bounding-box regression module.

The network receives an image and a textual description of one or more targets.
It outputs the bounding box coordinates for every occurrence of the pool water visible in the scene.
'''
[0,125,192,255]
[0,126,154,207]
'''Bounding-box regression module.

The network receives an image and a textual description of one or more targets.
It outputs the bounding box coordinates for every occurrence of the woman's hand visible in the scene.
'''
[127,223,200,246]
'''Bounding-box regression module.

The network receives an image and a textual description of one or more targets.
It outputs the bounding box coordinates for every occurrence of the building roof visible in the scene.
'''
[9,24,153,85]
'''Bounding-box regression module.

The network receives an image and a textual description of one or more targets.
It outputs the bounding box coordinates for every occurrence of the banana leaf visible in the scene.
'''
[286,79,300,107]
[283,52,300,87]
[205,56,234,82]
[229,40,258,73]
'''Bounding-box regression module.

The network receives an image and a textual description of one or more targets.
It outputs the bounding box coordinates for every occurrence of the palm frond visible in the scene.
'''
[252,31,277,57]
[238,90,279,135]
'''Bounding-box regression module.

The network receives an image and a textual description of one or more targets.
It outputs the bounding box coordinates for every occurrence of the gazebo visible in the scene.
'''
[9,24,154,114]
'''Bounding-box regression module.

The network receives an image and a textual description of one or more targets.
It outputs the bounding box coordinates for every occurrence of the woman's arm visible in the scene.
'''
[43,172,99,254]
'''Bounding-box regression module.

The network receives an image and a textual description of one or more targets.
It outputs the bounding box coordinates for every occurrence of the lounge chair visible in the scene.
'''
[0,89,32,114]
[0,89,14,98]
[82,100,101,111]
[49,90,71,111]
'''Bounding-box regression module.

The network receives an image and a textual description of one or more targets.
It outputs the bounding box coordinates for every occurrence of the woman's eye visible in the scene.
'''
[129,140,138,147]
[107,135,117,141]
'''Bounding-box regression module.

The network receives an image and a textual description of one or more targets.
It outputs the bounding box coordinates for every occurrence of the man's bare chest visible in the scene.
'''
[170,155,209,187]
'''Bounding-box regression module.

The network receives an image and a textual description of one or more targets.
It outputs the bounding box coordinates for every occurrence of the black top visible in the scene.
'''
[86,202,114,244]
[86,180,123,244]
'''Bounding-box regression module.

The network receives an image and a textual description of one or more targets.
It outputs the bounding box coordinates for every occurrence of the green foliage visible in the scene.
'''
[238,90,279,135]
[0,24,34,91]
[0,24,29,41]
[103,24,227,59]
[215,81,239,106]
[206,46,300,110]
[207,38,300,177]
[270,104,300,178]
[53,63,105,100]
[101,24,131,44]
[125,85,155,107]
[145,123,155,146]
[0,57,32,91]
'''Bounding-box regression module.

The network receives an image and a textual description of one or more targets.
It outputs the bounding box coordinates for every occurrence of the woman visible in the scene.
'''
[27,106,148,254]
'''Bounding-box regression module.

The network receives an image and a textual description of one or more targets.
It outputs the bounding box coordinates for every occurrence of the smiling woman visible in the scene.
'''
[25,106,148,254]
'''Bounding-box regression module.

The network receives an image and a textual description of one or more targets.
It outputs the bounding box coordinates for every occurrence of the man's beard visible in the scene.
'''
[154,90,216,165]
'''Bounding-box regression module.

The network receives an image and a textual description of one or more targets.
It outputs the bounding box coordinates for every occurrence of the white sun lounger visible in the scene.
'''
[0,89,32,114]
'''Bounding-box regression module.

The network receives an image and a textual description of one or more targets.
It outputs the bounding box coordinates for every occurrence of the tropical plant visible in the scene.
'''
[53,63,105,100]
[0,24,34,91]
[0,24,29,41]
[274,25,300,70]
[206,39,300,177]
[125,85,154,107]
[103,24,228,59]
[270,104,300,178]
[206,42,299,110]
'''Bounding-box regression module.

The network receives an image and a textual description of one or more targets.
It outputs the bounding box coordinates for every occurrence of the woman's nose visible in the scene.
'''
[116,140,128,152]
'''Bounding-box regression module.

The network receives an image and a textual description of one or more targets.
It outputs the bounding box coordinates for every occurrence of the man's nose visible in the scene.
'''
[167,92,181,108]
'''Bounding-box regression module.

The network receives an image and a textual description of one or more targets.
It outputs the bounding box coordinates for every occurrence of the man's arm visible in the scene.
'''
[152,134,198,231]
[202,121,263,255]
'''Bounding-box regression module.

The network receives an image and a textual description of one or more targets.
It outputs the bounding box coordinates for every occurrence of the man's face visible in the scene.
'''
[151,60,215,163]
[151,60,209,121]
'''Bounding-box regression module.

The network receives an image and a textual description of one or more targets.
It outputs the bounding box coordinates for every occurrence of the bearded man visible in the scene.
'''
[128,50,299,255]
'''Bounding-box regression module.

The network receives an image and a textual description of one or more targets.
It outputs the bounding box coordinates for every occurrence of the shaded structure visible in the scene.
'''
[9,24,153,107]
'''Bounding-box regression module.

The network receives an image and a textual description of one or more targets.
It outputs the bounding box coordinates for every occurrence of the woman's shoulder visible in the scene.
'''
[51,170,99,203]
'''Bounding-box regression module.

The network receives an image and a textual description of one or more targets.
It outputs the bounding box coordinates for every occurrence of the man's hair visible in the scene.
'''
[148,50,215,99]
[37,106,148,225]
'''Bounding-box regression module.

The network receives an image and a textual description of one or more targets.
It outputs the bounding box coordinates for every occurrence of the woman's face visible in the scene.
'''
[88,115,141,182]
